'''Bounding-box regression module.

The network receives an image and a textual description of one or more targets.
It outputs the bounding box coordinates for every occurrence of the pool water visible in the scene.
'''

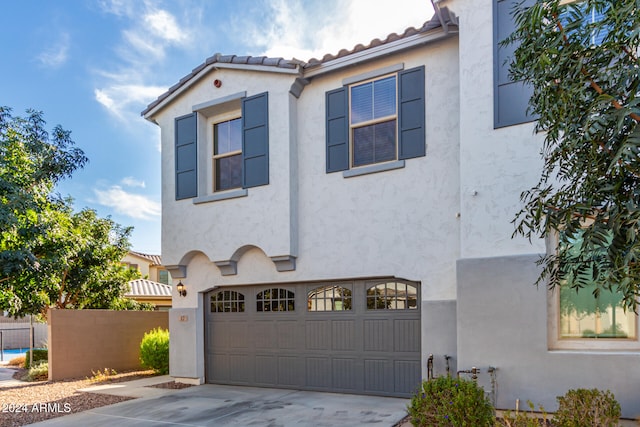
[0,348,29,362]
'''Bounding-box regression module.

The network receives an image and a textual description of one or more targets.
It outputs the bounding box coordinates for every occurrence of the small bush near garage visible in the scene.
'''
[552,388,620,427]
[24,361,48,381]
[24,349,48,369]
[408,375,495,426]
[139,327,169,374]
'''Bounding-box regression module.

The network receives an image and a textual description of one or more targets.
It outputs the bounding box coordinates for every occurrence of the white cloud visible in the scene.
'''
[94,3,191,122]
[98,0,135,17]
[95,84,166,121]
[144,10,188,44]
[249,0,434,61]
[37,32,70,68]
[94,186,160,220]
[122,29,166,61]
[121,177,146,188]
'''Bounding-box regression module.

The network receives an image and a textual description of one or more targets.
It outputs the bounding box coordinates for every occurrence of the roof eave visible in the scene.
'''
[303,26,457,80]
[143,62,301,121]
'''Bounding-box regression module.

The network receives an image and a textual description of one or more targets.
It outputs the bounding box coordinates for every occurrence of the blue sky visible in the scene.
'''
[0,0,433,255]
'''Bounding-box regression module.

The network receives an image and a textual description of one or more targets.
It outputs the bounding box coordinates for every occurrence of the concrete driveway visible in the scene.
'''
[30,384,410,427]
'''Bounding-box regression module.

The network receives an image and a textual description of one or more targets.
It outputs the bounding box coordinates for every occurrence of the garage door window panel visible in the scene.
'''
[210,290,245,313]
[308,285,353,311]
[257,288,295,312]
[366,281,418,310]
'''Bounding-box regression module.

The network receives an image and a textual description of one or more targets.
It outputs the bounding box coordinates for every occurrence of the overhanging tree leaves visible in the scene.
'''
[0,107,149,318]
[507,1,640,311]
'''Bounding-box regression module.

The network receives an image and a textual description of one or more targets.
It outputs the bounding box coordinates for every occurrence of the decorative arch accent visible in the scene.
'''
[214,245,296,276]
[166,249,210,279]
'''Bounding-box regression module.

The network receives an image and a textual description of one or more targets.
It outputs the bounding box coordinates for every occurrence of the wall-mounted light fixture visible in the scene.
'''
[176,281,187,297]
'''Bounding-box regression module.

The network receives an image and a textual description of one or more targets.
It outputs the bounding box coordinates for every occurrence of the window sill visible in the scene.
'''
[548,340,640,352]
[343,160,405,178]
[193,189,248,204]
[548,348,640,354]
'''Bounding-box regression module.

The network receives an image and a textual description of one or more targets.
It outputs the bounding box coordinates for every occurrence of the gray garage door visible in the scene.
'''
[205,279,421,397]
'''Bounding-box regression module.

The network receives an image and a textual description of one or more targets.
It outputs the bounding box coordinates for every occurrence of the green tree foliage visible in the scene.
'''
[507,1,640,310]
[0,107,147,317]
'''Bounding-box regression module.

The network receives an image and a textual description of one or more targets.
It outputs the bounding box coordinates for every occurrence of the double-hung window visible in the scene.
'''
[174,91,269,201]
[326,65,425,175]
[213,118,242,192]
[350,75,397,167]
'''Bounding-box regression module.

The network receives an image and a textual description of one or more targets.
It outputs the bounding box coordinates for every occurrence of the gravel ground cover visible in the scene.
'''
[0,369,156,427]
[147,380,193,390]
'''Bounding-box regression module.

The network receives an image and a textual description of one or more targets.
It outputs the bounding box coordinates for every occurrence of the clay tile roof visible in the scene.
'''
[303,7,457,67]
[129,251,162,266]
[126,279,172,297]
[141,7,457,117]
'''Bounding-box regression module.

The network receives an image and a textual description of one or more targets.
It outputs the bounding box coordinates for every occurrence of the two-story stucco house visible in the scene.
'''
[142,0,640,417]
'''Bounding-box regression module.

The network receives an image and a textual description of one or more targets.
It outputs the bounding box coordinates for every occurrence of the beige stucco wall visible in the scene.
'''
[47,309,168,381]
[122,253,152,279]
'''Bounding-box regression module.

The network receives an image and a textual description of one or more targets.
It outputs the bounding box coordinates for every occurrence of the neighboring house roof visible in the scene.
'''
[128,251,162,266]
[126,279,172,297]
[141,7,458,118]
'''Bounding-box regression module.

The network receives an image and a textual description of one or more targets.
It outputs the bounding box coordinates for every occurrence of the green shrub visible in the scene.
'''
[408,376,495,427]
[25,361,48,381]
[24,349,48,369]
[553,388,620,427]
[139,327,169,374]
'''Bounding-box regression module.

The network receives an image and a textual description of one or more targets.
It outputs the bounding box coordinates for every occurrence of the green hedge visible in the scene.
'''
[139,328,169,374]
[24,349,48,369]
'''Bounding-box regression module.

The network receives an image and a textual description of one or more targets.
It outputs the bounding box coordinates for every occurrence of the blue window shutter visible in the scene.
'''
[175,113,197,200]
[326,87,349,173]
[494,0,536,128]
[242,92,269,188]
[398,66,426,159]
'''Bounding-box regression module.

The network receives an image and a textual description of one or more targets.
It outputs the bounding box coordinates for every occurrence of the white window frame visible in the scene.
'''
[546,232,640,351]
[212,114,242,193]
[348,73,399,169]
[191,92,249,205]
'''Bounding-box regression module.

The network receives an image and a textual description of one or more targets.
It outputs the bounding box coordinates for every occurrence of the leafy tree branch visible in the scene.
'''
[506,0,640,311]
